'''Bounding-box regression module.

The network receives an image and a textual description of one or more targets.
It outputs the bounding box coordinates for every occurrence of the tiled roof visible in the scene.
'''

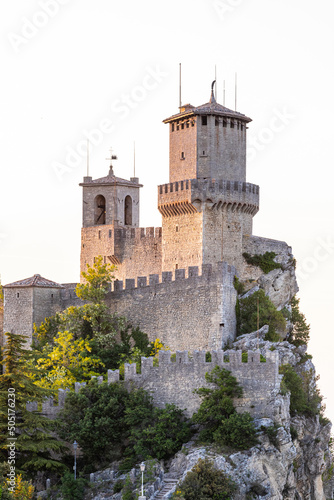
[80,171,143,188]
[4,274,63,288]
[163,96,252,123]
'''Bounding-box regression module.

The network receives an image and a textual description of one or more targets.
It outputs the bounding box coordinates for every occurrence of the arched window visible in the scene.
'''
[94,195,106,225]
[124,195,132,226]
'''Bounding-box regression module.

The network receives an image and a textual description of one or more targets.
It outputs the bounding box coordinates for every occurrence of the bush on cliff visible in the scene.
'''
[172,458,237,500]
[57,379,191,471]
[237,289,286,341]
[192,366,257,450]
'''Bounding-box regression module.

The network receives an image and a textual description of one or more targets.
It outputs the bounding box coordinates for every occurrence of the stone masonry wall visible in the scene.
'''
[81,226,162,282]
[63,263,238,351]
[169,118,197,183]
[36,349,284,423]
[197,115,247,182]
[105,263,237,351]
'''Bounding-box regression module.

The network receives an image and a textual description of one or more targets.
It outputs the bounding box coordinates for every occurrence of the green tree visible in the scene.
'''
[75,255,115,304]
[173,458,237,500]
[0,333,66,475]
[58,380,191,471]
[280,364,323,417]
[192,367,242,441]
[237,289,286,341]
[192,366,257,449]
[33,330,105,390]
[289,296,310,347]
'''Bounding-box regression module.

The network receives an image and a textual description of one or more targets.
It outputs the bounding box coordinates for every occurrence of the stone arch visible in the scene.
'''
[124,195,132,226]
[94,195,106,225]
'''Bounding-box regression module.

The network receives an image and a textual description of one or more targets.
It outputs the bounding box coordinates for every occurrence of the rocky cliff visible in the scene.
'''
[166,332,333,499]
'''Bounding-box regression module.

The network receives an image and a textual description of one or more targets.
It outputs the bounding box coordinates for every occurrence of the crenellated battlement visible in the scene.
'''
[158,178,259,216]
[107,347,284,420]
[29,348,286,423]
[111,262,223,292]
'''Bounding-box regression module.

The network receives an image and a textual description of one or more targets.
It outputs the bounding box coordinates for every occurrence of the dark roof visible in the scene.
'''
[80,169,143,188]
[163,93,252,124]
[4,274,63,289]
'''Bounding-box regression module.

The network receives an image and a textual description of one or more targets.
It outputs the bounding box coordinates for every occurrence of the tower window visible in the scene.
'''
[124,195,133,226]
[176,225,179,232]
[98,230,101,239]
[181,123,184,129]
[223,119,227,127]
[230,120,234,129]
[94,194,106,225]
[191,120,195,127]
[215,118,219,126]
[186,121,189,128]
[201,116,207,126]
[241,123,244,131]
[17,292,19,298]
[180,152,185,160]
[171,123,175,132]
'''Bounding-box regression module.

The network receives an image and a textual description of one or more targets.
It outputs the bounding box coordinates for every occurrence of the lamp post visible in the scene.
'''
[73,440,78,480]
[139,462,146,500]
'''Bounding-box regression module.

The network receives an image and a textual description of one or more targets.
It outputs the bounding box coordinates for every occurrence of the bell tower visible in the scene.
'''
[80,154,143,276]
[158,84,259,273]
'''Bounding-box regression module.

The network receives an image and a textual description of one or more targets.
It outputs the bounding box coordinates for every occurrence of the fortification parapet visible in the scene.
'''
[104,348,285,422]
[158,178,259,217]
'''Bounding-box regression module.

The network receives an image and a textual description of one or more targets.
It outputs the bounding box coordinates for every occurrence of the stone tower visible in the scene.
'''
[158,85,260,273]
[3,274,63,348]
[80,157,144,274]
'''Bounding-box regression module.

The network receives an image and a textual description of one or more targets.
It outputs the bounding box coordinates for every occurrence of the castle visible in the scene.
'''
[3,83,295,352]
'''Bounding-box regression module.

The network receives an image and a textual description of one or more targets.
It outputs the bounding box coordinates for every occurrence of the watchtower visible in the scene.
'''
[158,85,260,272]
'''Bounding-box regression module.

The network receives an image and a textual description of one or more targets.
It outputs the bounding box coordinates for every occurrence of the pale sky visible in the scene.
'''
[1,0,334,426]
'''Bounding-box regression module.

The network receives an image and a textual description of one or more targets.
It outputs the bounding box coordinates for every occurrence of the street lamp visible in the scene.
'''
[139,462,146,500]
[73,440,78,480]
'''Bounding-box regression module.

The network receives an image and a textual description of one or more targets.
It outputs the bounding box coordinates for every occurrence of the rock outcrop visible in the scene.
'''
[166,334,333,500]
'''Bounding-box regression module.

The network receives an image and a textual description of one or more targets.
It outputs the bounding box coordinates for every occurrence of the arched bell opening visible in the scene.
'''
[124,195,132,226]
[95,195,106,225]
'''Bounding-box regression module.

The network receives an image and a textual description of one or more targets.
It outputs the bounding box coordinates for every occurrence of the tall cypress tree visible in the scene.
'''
[0,333,66,476]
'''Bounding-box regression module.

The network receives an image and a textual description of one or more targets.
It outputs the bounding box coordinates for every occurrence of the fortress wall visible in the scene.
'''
[33,349,285,423]
[3,288,34,347]
[161,212,203,273]
[81,226,162,282]
[106,263,237,351]
[169,118,197,183]
[119,349,282,419]
[113,227,162,281]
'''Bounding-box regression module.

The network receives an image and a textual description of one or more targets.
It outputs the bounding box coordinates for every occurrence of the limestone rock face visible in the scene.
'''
[167,337,333,499]
[258,266,299,310]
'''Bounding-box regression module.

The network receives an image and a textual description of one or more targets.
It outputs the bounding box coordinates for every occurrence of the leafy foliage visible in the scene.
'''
[280,364,323,417]
[60,471,86,500]
[58,380,191,471]
[237,289,286,341]
[193,367,257,449]
[288,295,310,347]
[75,255,115,304]
[242,251,282,274]
[233,276,245,295]
[32,330,104,390]
[172,458,237,499]
[0,333,66,475]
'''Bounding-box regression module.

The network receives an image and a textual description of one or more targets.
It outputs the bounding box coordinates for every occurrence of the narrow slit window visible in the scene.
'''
[201,116,207,126]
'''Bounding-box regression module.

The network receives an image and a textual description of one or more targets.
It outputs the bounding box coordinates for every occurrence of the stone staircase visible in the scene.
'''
[154,477,179,499]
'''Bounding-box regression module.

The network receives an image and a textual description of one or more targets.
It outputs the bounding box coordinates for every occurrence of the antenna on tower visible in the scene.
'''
[215,65,217,100]
[179,63,182,109]
[86,139,90,176]
[133,141,136,177]
[235,72,238,111]
[223,79,226,106]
